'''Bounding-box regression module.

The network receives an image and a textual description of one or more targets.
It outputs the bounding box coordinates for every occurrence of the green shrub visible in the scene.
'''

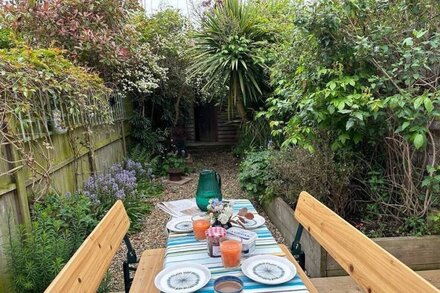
[83,161,156,232]
[137,179,164,199]
[6,193,96,293]
[33,192,97,250]
[232,119,271,158]
[267,145,356,217]
[0,28,16,49]
[129,143,153,165]
[151,153,189,176]
[239,150,274,202]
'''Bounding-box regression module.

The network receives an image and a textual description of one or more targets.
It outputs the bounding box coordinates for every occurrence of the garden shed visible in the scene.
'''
[185,102,240,146]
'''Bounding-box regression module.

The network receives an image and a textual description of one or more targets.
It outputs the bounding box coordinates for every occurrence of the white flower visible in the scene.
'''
[218,213,230,225]
[223,206,233,218]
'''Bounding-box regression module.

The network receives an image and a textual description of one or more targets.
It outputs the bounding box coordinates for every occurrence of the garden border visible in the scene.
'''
[263,197,440,277]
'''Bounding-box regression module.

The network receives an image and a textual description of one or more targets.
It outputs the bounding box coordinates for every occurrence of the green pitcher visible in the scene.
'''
[195,169,222,211]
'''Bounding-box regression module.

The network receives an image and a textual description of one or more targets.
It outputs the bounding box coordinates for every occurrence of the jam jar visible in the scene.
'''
[205,227,227,257]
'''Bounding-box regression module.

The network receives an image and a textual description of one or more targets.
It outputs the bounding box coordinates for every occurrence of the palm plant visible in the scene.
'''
[190,0,268,121]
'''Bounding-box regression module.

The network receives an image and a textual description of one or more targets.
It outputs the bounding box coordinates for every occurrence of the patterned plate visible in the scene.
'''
[241,255,296,285]
[166,216,193,233]
[154,263,211,293]
[232,214,266,229]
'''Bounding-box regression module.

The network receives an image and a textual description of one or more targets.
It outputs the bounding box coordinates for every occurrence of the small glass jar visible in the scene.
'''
[205,227,227,257]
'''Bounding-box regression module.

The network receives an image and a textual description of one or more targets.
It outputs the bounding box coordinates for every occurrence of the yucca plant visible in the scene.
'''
[190,0,269,121]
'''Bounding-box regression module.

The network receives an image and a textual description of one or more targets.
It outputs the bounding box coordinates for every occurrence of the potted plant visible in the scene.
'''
[163,154,188,181]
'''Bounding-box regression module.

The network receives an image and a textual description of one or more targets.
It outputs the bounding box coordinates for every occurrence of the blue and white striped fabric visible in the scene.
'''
[164,199,309,292]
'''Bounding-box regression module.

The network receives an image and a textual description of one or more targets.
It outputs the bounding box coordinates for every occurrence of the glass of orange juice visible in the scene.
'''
[220,237,242,269]
[192,213,211,241]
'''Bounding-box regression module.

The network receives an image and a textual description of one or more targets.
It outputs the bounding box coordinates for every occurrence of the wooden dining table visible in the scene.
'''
[162,199,311,292]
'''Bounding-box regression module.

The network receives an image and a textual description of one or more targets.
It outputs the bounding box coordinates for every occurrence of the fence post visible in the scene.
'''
[10,148,32,230]
[121,121,127,157]
[85,126,97,175]
[2,118,32,230]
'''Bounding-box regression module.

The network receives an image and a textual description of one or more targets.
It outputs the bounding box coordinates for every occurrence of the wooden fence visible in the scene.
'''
[0,95,131,291]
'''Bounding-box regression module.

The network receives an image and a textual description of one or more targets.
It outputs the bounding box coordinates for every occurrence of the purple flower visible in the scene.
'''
[83,161,141,205]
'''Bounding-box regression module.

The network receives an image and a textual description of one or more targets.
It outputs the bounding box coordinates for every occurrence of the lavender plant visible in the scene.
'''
[83,161,151,231]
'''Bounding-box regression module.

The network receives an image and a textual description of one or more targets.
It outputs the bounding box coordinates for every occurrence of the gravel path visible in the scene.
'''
[108,151,286,291]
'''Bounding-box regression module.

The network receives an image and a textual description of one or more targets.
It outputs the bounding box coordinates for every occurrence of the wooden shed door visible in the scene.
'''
[194,102,217,142]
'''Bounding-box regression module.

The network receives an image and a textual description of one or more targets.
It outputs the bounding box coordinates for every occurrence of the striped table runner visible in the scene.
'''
[164,199,309,292]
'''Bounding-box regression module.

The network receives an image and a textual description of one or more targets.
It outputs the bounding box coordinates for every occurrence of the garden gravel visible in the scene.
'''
[109,151,286,291]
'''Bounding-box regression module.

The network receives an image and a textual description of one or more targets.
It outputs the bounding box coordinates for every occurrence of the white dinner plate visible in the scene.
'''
[154,263,211,293]
[166,216,193,233]
[232,214,266,229]
[241,255,296,285]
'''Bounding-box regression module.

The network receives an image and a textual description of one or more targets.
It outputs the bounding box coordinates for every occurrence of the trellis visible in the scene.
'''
[14,92,127,142]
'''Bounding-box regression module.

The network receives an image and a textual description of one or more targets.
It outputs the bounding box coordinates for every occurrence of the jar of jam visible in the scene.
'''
[205,227,227,257]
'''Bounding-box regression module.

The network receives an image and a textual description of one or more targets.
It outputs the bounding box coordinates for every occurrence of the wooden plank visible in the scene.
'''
[263,198,325,277]
[130,248,165,293]
[295,191,440,293]
[311,270,440,292]
[326,235,440,276]
[45,201,129,293]
[279,244,319,293]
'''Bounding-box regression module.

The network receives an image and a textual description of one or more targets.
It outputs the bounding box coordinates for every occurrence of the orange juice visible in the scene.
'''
[193,219,211,240]
[220,239,242,268]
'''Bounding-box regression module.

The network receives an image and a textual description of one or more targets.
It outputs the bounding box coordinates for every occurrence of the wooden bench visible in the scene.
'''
[46,200,129,292]
[45,194,440,292]
[294,191,440,292]
[45,200,154,293]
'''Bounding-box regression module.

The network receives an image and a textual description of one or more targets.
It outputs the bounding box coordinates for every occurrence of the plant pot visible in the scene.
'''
[168,168,183,181]
[50,109,68,134]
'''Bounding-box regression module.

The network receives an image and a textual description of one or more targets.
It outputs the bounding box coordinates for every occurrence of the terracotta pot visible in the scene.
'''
[168,168,183,181]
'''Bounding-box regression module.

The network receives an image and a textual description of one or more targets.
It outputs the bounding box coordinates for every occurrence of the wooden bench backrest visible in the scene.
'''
[295,191,439,293]
[45,200,130,293]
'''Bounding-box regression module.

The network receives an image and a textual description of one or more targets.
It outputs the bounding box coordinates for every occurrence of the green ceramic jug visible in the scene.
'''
[195,169,222,211]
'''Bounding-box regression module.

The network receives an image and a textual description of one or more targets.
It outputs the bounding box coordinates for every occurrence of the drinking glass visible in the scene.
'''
[220,237,242,269]
[192,213,211,241]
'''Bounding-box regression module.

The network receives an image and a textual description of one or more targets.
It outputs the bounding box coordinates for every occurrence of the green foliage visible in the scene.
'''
[267,145,356,216]
[83,162,154,233]
[399,216,430,237]
[151,153,189,176]
[6,0,142,81]
[33,193,97,251]
[0,46,112,128]
[260,0,440,225]
[233,119,271,157]
[190,0,270,120]
[0,28,17,49]
[136,179,164,199]
[129,114,168,156]
[129,144,154,165]
[265,0,440,151]
[6,193,96,293]
[122,196,152,233]
[239,150,273,201]
[428,212,440,235]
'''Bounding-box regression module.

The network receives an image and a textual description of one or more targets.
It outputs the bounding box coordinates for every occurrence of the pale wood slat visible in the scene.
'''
[295,191,440,293]
[130,248,165,293]
[311,270,440,292]
[278,244,319,293]
[45,200,129,293]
